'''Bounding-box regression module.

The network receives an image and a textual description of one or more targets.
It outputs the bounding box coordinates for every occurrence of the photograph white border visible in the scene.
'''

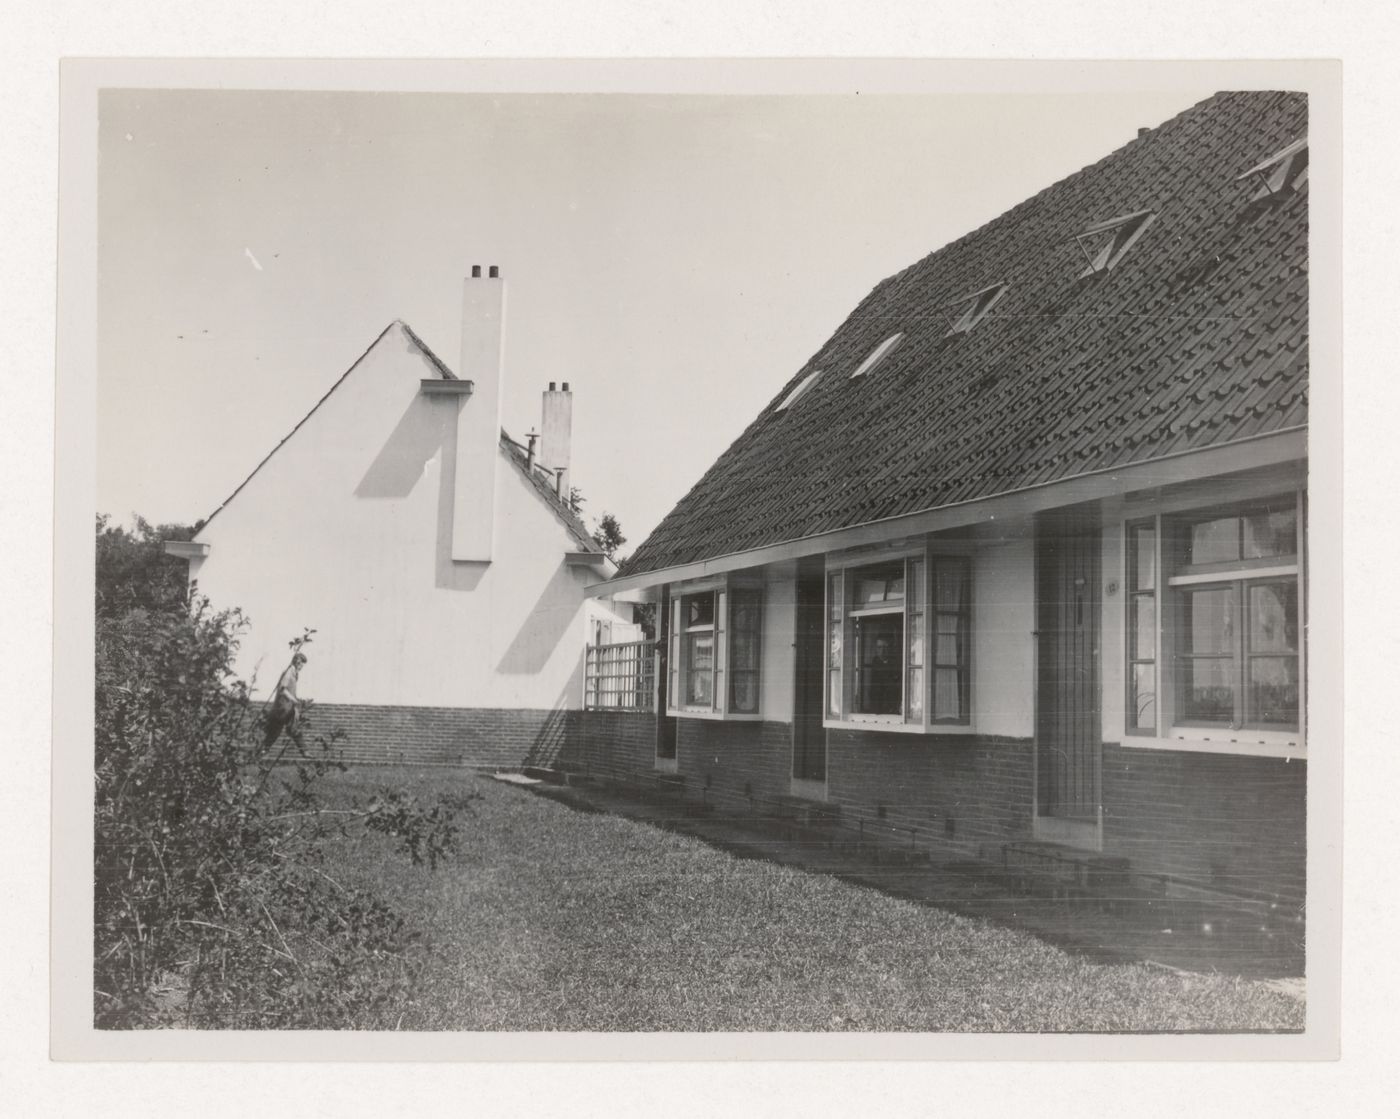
[51,56,1342,1065]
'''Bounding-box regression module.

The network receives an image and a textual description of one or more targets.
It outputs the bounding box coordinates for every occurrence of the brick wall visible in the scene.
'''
[676,720,794,815]
[308,702,578,769]
[826,730,1036,855]
[568,710,658,781]
[315,700,1306,904]
[1102,744,1306,903]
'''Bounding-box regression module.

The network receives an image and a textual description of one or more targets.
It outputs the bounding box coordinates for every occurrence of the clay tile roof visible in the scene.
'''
[619,90,1309,579]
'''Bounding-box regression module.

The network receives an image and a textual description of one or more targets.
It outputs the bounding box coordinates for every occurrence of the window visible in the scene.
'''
[850,333,905,378]
[1074,209,1157,277]
[942,282,1009,336]
[825,550,970,731]
[777,369,822,411]
[1125,519,1158,735]
[1124,493,1303,743]
[1236,138,1308,201]
[667,578,763,718]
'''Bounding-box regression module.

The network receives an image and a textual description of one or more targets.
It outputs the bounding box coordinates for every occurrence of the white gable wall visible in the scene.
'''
[187,323,610,709]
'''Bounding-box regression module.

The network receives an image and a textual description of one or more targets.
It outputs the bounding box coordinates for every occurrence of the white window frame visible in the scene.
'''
[1119,487,1305,759]
[666,574,764,722]
[823,544,974,735]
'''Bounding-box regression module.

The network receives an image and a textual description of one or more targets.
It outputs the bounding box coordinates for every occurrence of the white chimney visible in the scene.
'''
[452,265,506,561]
[540,381,572,499]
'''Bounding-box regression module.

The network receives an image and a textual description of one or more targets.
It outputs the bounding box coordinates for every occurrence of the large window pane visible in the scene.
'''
[1182,656,1234,721]
[1188,515,1241,565]
[686,633,713,705]
[1132,523,1157,590]
[906,558,925,724]
[934,668,961,720]
[854,613,903,715]
[1132,595,1156,660]
[827,571,843,718]
[1185,587,1234,654]
[1131,663,1157,730]
[854,563,904,608]
[1248,656,1299,725]
[934,564,964,610]
[1243,509,1297,559]
[728,588,762,714]
[686,594,715,628]
[1248,582,1298,653]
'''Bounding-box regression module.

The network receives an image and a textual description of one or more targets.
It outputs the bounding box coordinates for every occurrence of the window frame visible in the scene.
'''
[666,575,764,721]
[1120,489,1305,756]
[823,544,973,735]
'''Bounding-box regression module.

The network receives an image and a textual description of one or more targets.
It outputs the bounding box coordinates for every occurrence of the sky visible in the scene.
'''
[97,87,1215,549]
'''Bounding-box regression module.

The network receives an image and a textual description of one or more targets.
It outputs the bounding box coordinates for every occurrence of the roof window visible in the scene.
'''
[850,333,905,378]
[776,369,822,411]
[1074,209,1157,277]
[1236,138,1308,201]
[942,282,1009,336]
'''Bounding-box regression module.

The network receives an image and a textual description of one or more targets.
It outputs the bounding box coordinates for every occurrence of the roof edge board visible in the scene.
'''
[595,428,1306,595]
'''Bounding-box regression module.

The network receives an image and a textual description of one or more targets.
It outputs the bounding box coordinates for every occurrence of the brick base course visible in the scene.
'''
[307,702,578,769]
[317,701,1306,905]
[1102,743,1306,904]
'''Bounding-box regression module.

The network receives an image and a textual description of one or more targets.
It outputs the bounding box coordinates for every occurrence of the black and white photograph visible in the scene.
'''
[50,58,1343,1061]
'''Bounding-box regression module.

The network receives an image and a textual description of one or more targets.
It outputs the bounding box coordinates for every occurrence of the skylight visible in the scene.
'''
[942,282,1009,337]
[1236,138,1308,201]
[777,369,822,411]
[1074,209,1157,277]
[850,333,905,378]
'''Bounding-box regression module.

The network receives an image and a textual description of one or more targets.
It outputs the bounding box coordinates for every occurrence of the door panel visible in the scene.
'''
[1036,506,1102,828]
[792,559,827,782]
[655,589,677,762]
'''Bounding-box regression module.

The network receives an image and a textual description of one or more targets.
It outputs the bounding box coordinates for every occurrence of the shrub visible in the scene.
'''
[94,598,466,1029]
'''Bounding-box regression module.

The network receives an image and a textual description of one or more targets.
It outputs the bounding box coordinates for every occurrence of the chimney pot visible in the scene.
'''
[471,265,481,278]
[541,382,573,497]
[489,265,499,278]
[1137,127,1149,138]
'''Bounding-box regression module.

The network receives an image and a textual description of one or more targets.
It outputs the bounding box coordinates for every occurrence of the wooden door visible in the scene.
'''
[655,588,677,762]
[1035,506,1102,837]
[792,558,827,782]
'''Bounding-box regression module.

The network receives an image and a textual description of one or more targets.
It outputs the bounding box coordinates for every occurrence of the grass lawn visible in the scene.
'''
[316,767,1305,1032]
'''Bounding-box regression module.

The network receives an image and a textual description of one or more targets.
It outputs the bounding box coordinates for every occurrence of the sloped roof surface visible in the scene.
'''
[619,91,1308,578]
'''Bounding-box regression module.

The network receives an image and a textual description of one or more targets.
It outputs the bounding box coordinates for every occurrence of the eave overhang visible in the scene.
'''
[164,541,210,560]
[588,428,1307,596]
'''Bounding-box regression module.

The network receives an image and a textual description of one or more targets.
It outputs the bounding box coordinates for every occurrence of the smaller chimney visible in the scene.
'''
[525,428,539,471]
[540,382,573,498]
[554,467,565,498]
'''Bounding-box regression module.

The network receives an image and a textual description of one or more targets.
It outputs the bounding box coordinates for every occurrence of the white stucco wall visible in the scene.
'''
[760,563,797,723]
[186,323,618,708]
[971,537,1036,737]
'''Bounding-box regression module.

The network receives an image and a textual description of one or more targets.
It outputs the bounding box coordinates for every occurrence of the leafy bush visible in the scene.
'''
[94,556,467,1028]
